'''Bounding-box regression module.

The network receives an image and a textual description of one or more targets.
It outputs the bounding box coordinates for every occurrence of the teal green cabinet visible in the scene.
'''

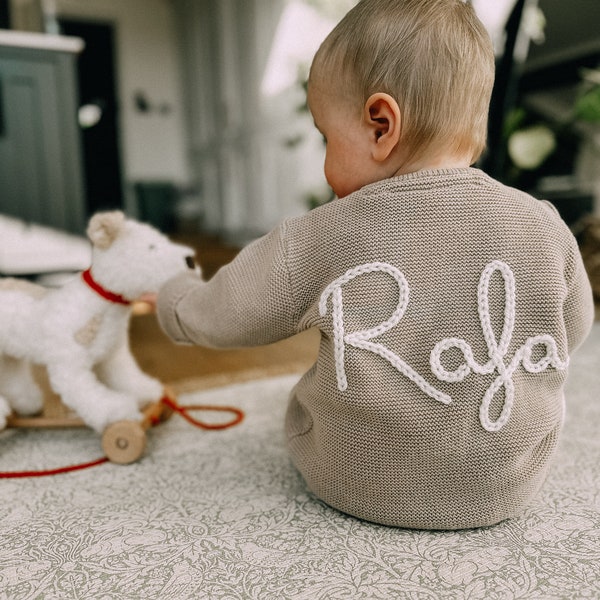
[0,30,85,233]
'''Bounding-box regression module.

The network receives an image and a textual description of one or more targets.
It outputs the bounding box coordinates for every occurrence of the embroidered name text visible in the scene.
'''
[319,260,568,432]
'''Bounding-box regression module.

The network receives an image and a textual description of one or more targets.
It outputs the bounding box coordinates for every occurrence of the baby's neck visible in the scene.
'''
[394,154,472,177]
[395,152,473,175]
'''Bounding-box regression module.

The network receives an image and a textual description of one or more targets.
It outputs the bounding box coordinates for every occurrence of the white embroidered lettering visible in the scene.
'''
[320,260,568,432]
[319,262,451,404]
[430,261,567,432]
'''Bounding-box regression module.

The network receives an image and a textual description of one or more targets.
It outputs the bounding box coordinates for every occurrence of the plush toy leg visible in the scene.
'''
[94,337,163,408]
[0,355,43,417]
[46,361,143,433]
[0,396,11,429]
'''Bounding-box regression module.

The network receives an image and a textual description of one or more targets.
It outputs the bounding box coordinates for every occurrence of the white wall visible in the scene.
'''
[54,0,189,193]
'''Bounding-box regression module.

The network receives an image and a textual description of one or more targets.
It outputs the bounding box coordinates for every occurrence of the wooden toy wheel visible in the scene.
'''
[102,420,147,464]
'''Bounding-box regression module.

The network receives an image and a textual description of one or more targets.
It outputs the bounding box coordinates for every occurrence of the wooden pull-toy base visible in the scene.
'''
[6,371,175,464]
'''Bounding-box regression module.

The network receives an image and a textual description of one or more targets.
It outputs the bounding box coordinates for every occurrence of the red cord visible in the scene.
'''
[161,395,244,430]
[0,457,109,479]
[0,395,244,478]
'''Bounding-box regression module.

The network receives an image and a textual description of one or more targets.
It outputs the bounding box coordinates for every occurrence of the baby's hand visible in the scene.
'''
[137,292,158,312]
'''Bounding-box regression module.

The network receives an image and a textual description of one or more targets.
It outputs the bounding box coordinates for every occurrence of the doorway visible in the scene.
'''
[0,0,9,28]
[58,19,123,214]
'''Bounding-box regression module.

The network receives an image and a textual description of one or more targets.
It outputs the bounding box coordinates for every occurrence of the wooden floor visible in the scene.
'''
[129,233,319,390]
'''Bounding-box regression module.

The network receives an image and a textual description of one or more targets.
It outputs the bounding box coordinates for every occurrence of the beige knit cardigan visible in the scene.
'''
[157,168,594,530]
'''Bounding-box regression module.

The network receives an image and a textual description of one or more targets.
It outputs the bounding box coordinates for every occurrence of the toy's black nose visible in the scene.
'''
[185,256,196,269]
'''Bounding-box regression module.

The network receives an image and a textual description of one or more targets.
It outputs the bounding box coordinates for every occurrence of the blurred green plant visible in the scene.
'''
[505,67,600,181]
[574,70,600,122]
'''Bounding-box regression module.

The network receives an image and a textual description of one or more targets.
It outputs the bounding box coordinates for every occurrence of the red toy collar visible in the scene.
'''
[82,268,131,306]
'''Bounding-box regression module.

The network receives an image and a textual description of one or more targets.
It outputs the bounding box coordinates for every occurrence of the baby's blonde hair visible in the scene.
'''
[310,0,495,164]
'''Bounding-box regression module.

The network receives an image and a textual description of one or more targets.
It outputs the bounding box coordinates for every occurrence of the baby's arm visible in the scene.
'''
[156,223,299,348]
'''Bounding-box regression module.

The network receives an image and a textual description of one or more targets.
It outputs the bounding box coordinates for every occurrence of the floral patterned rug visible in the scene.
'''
[0,325,599,599]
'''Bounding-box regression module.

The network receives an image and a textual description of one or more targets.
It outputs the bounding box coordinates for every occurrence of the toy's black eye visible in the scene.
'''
[185,255,196,269]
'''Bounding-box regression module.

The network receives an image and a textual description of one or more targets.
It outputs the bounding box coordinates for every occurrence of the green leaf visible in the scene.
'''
[502,107,527,140]
[574,86,600,122]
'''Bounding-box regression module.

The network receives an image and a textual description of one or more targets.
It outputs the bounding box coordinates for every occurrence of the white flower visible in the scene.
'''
[508,125,557,170]
[522,5,546,44]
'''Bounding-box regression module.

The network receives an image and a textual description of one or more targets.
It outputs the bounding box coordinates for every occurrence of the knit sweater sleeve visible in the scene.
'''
[563,233,595,353]
[156,221,300,348]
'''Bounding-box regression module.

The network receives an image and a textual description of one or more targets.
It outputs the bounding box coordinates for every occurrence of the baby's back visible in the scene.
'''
[284,168,594,529]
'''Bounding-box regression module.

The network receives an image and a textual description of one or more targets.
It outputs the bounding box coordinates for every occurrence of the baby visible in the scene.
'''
[156,0,594,529]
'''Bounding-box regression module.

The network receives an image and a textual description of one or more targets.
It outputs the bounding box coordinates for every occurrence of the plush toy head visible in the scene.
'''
[87,211,197,300]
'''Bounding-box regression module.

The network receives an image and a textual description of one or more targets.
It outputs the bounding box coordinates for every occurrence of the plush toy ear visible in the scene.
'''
[87,211,126,249]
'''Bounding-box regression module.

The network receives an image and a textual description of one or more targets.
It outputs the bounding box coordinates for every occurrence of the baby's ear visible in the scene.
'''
[87,211,126,249]
[364,93,402,162]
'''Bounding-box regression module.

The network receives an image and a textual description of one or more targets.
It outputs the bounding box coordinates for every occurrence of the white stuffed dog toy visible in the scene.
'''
[0,211,196,432]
